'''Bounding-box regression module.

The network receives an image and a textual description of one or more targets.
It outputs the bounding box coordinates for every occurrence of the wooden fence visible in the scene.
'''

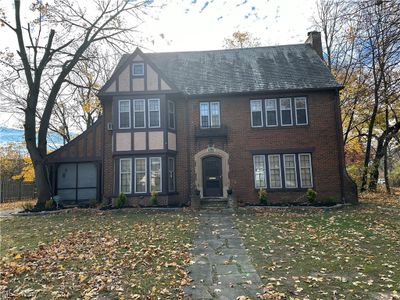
[0,180,36,203]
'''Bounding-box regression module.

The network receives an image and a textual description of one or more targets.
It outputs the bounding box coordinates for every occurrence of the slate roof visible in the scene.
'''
[109,44,342,96]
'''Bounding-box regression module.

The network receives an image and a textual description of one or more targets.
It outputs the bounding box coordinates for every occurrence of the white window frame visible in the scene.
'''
[132,63,144,76]
[133,99,146,129]
[294,97,308,125]
[134,157,147,193]
[168,157,175,192]
[168,100,176,129]
[200,102,210,128]
[118,100,131,129]
[250,100,264,128]
[210,101,221,128]
[268,154,282,188]
[150,157,162,193]
[253,155,267,188]
[119,158,132,194]
[283,154,298,188]
[148,98,161,128]
[265,99,278,127]
[299,153,313,188]
[279,98,293,126]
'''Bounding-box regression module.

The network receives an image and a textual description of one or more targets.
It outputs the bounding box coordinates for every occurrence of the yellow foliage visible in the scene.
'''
[12,156,35,182]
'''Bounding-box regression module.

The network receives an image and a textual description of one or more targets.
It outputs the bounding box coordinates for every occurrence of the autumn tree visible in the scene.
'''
[0,0,152,208]
[223,31,261,49]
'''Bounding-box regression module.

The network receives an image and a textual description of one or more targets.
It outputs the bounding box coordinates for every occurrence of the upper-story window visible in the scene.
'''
[200,101,220,128]
[250,100,263,127]
[133,99,146,128]
[295,97,308,125]
[265,99,278,126]
[132,63,144,76]
[168,101,175,129]
[280,98,293,126]
[148,99,161,128]
[119,100,131,129]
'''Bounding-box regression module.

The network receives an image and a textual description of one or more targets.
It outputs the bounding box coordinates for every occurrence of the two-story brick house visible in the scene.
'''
[46,32,357,206]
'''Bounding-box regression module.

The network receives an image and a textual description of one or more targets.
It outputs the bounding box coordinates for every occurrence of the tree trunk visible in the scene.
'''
[32,158,52,208]
[384,147,391,194]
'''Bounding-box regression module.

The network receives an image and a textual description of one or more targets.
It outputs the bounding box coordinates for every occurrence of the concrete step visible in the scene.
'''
[201,197,228,208]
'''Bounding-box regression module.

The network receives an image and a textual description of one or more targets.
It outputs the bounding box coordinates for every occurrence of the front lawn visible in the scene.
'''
[0,209,198,299]
[236,192,400,299]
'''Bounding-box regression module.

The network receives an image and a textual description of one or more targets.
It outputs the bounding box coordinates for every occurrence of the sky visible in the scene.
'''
[0,0,317,129]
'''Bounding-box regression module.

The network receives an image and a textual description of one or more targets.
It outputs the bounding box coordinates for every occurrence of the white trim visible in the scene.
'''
[283,154,298,188]
[134,157,147,193]
[132,62,144,76]
[268,154,282,188]
[118,99,131,129]
[168,100,176,129]
[119,158,132,194]
[199,102,210,128]
[150,157,162,192]
[294,97,308,125]
[210,101,221,128]
[299,153,313,188]
[250,99,264,127]
[265,98,278,127]
[133,99,146,129]
[148,98,161,128]
[279,98,293,126]
[253,155,266,188]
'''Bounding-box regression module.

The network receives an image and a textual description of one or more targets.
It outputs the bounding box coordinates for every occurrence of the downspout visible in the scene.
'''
[333,89,345,203]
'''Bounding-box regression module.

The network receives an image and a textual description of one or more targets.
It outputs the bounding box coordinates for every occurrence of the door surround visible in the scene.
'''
[194,147,230,198]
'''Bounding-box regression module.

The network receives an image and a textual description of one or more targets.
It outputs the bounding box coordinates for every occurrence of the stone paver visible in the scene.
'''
[184,208,262,299]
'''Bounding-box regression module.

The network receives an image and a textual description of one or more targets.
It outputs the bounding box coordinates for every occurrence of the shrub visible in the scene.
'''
[45,199,55,210]
[258,188,268,205]
[89,198,98,208]
[306,188,317,204]
[150,191,158,206]
[115,193,126,209]
[21,201,34,212]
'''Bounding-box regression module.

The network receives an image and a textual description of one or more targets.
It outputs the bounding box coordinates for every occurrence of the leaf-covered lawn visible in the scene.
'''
[0,209,198,299]
[236,193,400,299]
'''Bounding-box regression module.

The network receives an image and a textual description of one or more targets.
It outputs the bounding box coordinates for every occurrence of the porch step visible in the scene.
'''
[200,197,228,208]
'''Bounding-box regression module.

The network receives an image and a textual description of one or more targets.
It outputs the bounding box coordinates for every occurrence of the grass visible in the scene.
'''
[236,191,400,299]
[0,208,198,299]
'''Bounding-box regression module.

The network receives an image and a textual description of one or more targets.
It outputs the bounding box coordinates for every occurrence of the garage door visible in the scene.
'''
[57,163,98,202]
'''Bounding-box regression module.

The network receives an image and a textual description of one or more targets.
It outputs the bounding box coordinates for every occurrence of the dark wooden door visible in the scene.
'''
[202,156,222,197]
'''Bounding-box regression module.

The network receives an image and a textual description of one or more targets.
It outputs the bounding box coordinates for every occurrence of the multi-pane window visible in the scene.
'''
[283,154,297,188]
[200,102,220,128]
[299,153,313,187]
[119,100,131,129]
[265,99,278,126]
[268,155,282,188]
[132,63,144,76]
[148,99,160,128]
[280,98,293,126]
[295,97,308,125]
[150,157,162,192]
[135,158,147,193]
[210,102,220,127]
[250,100,263,127]
[168,157,175,192]
[168,101,175,129]
[253,155,266,188]
[200,103,209,128]
[133,99,146,128]
[120,158,132,194]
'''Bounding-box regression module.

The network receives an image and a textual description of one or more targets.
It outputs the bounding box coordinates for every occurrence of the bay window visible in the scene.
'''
[168,157,175,192]
[150,157,162,192]
[135,157,147,193]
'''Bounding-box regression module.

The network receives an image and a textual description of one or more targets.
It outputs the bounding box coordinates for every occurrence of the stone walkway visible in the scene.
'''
[184,208,262,299]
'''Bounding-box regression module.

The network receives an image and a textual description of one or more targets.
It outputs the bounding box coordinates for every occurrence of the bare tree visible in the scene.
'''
[223,31,261,49]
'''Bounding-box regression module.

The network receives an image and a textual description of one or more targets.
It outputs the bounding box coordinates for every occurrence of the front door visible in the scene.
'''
[202,156,223,197]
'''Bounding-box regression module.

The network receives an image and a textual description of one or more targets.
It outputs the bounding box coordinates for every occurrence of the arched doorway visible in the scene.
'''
[202,156,222,197]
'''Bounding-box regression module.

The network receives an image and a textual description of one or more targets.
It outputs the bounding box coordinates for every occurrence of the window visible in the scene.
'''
[150,157,162,192]
[135,158,147,193]
[133,99,146,128]
[299,153,313,188]
[148,99,160,128]
[295,97,308,125]
[250,100,263,127]
[268,155,282,188]
[168,157,175,192]
[132,63,144,76]
[200,102,220,128]
[280,98,293,126]
[120,158,132,194]
[168,101,175,129]
[119,100,131,129]
[283,154,297,188]
[265,99,278,126]
[253,155,266,188]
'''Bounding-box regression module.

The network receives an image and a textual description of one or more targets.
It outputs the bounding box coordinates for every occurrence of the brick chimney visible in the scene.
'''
[305,31,323,58]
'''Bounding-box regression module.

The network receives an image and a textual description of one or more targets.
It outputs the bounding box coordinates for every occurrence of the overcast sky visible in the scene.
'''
[0,0,317,128]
